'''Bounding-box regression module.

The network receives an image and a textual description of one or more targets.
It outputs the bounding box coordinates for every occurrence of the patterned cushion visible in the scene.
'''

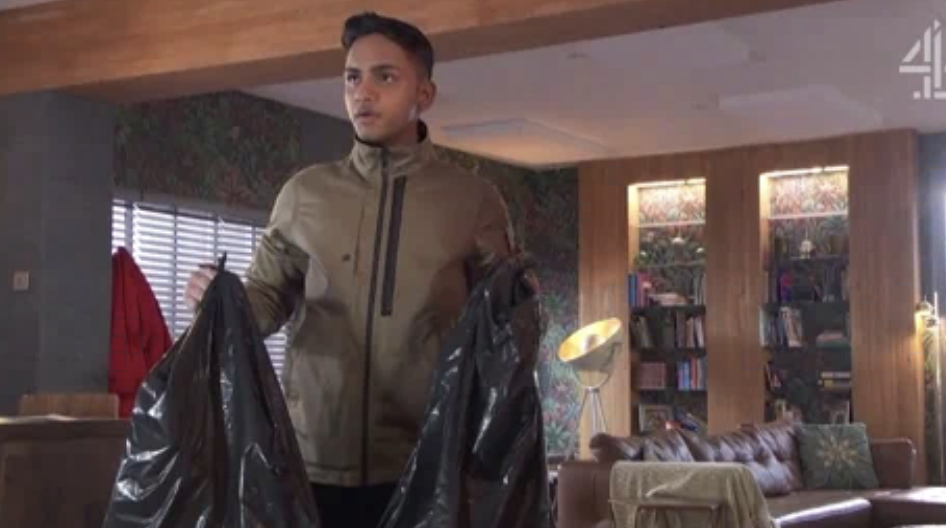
[796,423,880,490]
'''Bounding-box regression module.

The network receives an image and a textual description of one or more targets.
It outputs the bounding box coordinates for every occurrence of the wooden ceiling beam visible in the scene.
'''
[0,0,843,103]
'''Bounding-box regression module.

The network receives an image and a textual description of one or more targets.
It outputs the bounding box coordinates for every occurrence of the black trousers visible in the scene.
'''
[310,482,397,528]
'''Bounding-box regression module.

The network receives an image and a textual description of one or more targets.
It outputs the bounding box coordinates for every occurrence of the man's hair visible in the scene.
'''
[342,12,435,79]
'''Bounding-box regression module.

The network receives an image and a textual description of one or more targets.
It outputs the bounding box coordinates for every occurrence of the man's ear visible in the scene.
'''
[418,79,437,113]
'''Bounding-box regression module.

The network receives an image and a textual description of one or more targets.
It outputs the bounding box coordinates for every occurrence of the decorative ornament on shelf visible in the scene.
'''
[800,238,814,259]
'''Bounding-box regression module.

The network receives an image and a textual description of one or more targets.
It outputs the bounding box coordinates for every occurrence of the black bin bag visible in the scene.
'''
[102,256,320,528]
[379,255,553,528]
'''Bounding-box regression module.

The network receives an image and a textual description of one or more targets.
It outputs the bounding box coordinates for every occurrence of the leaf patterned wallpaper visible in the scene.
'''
[769,170,848,217]
[435,149,581,455]
[638,182,706,225]
[114,91,582,455]
[115,93,303,210]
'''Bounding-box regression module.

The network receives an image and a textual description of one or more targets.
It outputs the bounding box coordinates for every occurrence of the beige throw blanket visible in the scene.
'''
[609,462,776,528]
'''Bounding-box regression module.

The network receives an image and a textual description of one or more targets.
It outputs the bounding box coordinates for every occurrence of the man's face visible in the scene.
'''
[344,33,435,147]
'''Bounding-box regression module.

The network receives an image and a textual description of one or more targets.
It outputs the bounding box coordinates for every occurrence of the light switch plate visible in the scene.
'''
[12,271,30,292]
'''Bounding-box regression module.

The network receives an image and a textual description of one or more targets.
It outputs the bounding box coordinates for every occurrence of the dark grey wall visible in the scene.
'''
[919,132,946,484]
[0,91,359,414]
[0,92,115,413]
[920,132,946,305]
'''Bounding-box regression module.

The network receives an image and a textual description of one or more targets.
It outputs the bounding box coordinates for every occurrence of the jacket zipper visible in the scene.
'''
[381,177,407,316]
[361,150,390,485]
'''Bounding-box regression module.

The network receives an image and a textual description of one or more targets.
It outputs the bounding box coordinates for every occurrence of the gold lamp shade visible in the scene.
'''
[558,317,624,460]
[558,318,623,373]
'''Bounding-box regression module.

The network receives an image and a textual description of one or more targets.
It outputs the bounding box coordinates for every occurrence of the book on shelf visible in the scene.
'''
[764,362,783,391]
[665,312,705,349]
[815,330,850,348]
[628,272,654,308]
[677,357,707,391]
[692,271,707,306]
[760,307,804,347]
[630,316,655,349]
[685,314,705,348]
[633,313,705,350]
[638,362,667,390]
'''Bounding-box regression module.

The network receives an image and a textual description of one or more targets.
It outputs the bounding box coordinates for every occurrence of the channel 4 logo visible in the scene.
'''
[900,19,946,100]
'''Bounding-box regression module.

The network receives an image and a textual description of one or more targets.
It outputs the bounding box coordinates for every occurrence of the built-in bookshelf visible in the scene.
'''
[760,166,852,425]
[628,179,708,434]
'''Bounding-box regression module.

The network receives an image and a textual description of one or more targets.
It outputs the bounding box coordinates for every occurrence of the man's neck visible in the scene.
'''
[376,122,424,149]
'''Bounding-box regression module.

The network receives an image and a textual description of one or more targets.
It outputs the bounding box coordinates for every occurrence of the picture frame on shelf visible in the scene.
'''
[826,399,851,425]
[639,404,674,433]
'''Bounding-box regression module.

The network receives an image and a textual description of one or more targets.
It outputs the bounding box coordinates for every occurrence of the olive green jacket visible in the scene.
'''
[245,125,514,487]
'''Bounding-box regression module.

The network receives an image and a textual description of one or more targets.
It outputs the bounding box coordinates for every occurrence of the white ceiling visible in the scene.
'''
[6,0,945,169]
[248,0,946,169]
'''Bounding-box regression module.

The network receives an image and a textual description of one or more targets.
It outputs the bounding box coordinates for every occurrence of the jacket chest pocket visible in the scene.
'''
[297,202,360,300]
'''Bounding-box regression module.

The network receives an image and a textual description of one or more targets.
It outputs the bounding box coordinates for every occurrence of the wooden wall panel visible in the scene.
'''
[848,130,926,484]
[577,130,925,476]
[704,155,766,433]
[578,163,632,456]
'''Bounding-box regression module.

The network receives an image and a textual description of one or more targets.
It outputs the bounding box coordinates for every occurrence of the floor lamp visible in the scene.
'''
[558,318,624,461]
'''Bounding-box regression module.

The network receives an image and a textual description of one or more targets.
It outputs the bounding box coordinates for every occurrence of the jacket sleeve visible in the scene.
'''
[467,181,517,288]
[245,176,309,337]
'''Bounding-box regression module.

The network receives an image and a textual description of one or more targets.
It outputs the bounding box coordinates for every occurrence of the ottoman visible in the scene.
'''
[871,488,946,527]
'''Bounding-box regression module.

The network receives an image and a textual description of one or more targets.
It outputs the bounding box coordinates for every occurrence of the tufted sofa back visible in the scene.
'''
[589,420,804,497]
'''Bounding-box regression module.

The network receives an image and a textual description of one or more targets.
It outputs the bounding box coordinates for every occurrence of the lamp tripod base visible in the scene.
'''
[565,385,610,461]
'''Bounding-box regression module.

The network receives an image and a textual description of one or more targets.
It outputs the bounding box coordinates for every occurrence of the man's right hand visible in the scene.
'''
[184,265,218,311]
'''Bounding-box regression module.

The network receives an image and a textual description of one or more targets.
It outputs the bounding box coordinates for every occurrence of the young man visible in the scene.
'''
[184,12,516,528]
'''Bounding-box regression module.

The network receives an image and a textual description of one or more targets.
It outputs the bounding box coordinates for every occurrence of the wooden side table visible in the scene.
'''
[0,417,128,528]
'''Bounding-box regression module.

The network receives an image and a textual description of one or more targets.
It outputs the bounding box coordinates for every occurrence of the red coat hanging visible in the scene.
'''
[109,247,173,418]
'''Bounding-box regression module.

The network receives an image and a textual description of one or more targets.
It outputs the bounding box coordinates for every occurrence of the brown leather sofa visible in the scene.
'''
[557,420,946,528]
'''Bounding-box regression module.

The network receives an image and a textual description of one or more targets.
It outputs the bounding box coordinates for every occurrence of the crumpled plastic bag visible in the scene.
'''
[102,255,320,528]
[379,256,553,528]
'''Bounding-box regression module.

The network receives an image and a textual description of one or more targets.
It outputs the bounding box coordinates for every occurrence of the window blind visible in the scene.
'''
[112,199,288,374]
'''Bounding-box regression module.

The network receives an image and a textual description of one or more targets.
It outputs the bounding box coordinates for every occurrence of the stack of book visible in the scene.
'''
[820,371,852,391]
[674,313,705,349]
[815,330,850,349]
[642,312,705,350]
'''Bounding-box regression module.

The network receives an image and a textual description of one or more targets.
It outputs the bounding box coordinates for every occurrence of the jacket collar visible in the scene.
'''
[349,121,435,182]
